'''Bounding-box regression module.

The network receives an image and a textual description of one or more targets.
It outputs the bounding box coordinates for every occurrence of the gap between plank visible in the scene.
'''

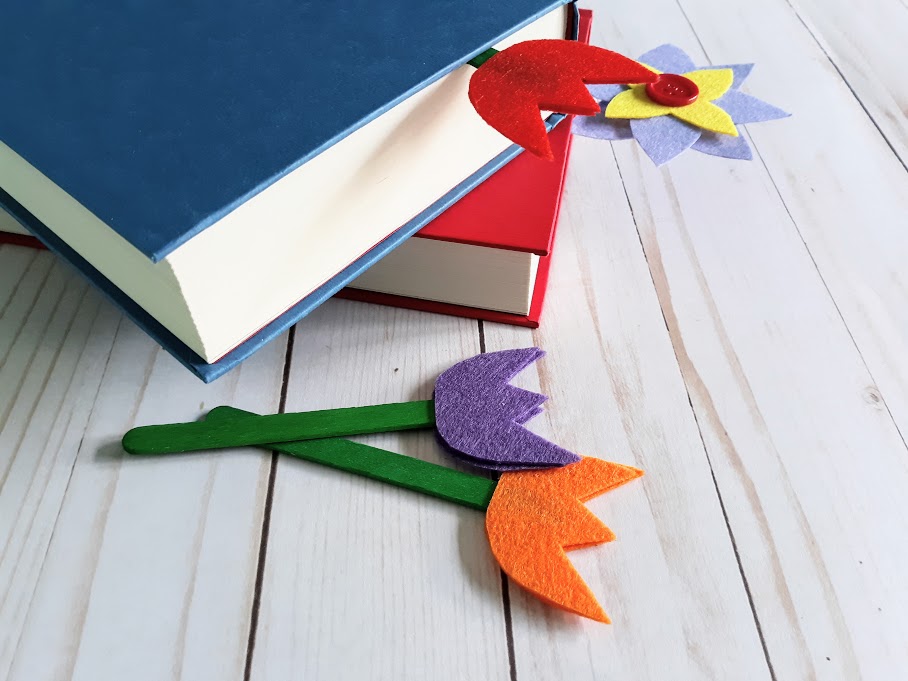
[243,326,296,681]
[781,0,908,174]
[478,318,519,681]
[672,0,908,455]
[610,143,779,681]
[748,140,908,455]
[2,310,123,677]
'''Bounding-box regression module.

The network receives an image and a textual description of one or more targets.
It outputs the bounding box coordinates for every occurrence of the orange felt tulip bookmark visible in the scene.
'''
[123,349,643,623]
[488,457,642,622]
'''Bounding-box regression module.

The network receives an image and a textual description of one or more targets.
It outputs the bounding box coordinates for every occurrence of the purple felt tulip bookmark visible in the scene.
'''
[434,348,579,470]
[123,348,578,472]
[123,349,647,624]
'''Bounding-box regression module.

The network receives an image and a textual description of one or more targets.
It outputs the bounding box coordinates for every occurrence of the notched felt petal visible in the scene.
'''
[434,348,580,470]
[469,40,656,159]
[486,457,644,622]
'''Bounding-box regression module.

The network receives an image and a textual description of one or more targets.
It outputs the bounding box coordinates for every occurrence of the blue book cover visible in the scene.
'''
[0,1,576,381]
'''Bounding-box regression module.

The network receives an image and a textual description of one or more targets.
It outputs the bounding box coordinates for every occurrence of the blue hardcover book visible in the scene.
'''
[0,1,576,381]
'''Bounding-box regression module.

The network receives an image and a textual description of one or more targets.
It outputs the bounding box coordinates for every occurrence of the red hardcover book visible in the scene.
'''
[335,118,573,327]
[3,124,571,328]
[336,9,590,327]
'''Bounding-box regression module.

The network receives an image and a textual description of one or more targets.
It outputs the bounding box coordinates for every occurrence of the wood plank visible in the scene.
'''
[583,0,908,677]
[785,0,908,165]
[247,301,513,681]
[484,137,770,680]
[670,0,908,444]
[1,254,117,678]
[1,251,287,681]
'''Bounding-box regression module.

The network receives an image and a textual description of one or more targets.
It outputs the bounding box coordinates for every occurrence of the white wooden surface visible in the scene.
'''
[2,0,907,678]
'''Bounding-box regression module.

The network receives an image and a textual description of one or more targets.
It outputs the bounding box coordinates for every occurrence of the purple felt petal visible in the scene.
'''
[630,116,702,166]
[707,63,754,89]
[715,90,790,124]
[446,447,555,472]
[572,111,634,140]
[586,82,626,103]
[517,405,545,425]
[434,348,580,469]
[692,131,753,160]
[637,44,697,74]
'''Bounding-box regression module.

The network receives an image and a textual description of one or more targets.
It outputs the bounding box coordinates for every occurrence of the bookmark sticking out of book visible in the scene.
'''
[467,41,656,160]
[466,40,787,164]
[123,349,644,622]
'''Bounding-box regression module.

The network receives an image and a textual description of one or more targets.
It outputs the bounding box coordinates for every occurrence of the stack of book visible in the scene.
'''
[0,3,588,381]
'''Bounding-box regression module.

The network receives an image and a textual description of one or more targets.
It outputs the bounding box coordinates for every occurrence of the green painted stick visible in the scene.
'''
[200,406,496,511]
[122,399,435,455]
[467,47,499,68]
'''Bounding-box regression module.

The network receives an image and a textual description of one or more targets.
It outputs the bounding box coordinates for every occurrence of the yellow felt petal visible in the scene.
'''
[672,100,739,136]
[684,68,734,101]
[605,86,673,120]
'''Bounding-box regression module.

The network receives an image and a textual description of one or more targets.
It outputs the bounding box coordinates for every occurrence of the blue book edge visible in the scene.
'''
[1,5,578,382]
[147,0,576,262]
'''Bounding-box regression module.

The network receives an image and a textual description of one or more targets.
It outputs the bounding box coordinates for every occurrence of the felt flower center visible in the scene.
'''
[604,67,739,136]
[644,73,699,107]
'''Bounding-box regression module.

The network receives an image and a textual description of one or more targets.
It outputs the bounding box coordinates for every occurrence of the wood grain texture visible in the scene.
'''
[586,1,908,678]
[785,0,908,165]
[246,300,510,681]
[484,138,770,681]
[3,0,908,677]
[0,249,288,681]
[671,0,908,448]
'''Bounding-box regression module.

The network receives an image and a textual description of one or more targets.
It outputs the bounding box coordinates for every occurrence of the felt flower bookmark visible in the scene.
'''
[572,44,789,165]
[123,349,644,622]
[464,37,787,165]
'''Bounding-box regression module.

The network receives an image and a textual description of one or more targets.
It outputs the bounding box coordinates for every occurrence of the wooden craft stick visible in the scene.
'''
[122,399,436,455]
[199,406,496,510]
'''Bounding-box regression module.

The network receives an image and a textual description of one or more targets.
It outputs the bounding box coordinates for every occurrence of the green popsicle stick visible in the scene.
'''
[205,406,497,511]
[468,47,499,68]
[122,399,435,455]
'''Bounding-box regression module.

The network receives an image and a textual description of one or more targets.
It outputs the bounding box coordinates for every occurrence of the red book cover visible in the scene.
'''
[337,9,590,327]
[4,121,572,328]
[414,115,572,257]
[335,118,573,327]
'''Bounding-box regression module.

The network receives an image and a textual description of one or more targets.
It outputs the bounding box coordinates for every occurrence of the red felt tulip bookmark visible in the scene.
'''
[468,40,657,160]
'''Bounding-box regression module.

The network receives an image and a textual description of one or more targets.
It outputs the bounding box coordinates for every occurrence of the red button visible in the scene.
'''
[645,74,699,107]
